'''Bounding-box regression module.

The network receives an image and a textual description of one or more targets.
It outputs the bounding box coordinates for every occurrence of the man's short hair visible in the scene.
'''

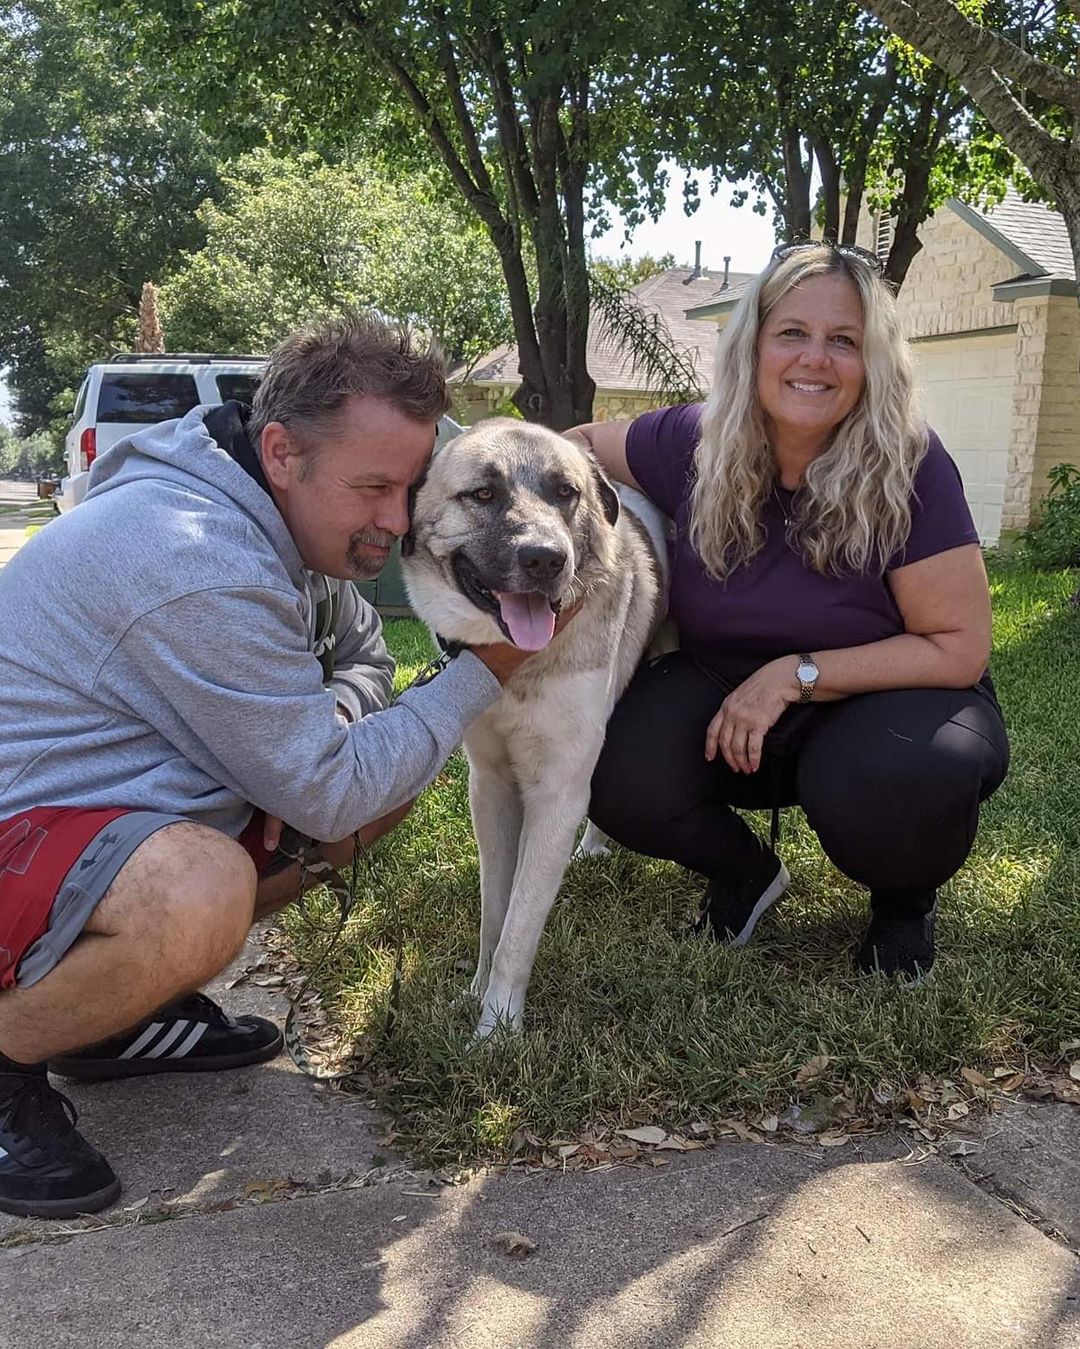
[249,311,450,451]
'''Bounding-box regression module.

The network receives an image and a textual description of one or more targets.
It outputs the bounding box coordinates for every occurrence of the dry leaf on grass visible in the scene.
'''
[616,1126,667,1146]
[817,1131,851,1148]
[960,1068,991,1089]
[717,1118,764,1144]
[795,1053,831,1084]
[495,1230,537,1257]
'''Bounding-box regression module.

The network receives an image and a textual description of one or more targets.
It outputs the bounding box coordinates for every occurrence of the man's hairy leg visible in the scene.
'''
[252,799,413,921]
[0,823,256,1064]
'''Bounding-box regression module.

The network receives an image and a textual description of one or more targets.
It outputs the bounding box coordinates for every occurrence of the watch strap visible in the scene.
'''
[798,651,817,703]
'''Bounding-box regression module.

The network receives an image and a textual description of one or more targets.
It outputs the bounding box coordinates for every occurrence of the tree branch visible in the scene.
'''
[862,0,1080,116]
[862,0,1075,192]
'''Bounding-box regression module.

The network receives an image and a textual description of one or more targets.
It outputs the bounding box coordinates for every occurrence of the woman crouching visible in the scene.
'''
[574,241,1009,980]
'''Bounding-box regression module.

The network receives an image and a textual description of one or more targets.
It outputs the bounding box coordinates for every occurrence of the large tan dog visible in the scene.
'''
[402,418,667,1036]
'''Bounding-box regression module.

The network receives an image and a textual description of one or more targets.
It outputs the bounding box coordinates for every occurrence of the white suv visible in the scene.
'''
[58,353,265,513]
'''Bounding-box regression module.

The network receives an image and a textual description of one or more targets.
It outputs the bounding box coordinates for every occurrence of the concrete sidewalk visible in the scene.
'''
[2,935,1079,1348]
[0,479,52,567]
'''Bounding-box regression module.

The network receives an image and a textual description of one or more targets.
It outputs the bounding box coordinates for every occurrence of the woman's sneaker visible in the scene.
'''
[0,1057,121,1218]
[47,992,283,1080]
[857,896,937,981]
[695,851,790,946]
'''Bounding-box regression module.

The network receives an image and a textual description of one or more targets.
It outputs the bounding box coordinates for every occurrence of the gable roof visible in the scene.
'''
[958,188,1075,280]
[461,262,755,392]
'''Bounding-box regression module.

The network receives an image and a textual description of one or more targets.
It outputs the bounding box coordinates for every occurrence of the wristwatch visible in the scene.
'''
[796,653,819,702]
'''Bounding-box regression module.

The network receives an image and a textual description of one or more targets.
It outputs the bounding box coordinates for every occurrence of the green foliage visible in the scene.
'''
[0,424,62,479]
[159,151,513,369]
[621,0,1014,286]
[590,254,677,289]
[92,0,692,425]
[0,0,227,432]
[1019,464,1080,570]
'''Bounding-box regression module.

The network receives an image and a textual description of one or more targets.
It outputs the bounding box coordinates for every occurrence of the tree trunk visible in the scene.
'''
[780,123,812,239]
[814,139,842,241]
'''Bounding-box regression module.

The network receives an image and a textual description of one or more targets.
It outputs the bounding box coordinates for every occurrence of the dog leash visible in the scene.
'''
[283,639,466,1080]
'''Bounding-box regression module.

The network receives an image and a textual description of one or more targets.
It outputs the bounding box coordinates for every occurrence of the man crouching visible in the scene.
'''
[0,313,530,1217]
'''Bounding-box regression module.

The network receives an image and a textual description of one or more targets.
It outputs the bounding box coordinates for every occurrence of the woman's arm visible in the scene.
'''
[812,543,992,696]
[563,420,643,491]
[707,544,992,772]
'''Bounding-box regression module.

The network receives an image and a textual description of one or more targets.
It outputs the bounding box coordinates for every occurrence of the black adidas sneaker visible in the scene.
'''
[0,1057,121,1218]
[47,992,283,1081]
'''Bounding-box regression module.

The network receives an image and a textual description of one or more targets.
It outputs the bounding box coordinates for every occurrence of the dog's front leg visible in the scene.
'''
[468,761,523,1000]
[476,781,591,1038]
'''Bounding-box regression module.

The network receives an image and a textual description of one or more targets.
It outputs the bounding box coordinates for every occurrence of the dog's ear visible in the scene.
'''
[401,466,430,558]
[590,460,620,527]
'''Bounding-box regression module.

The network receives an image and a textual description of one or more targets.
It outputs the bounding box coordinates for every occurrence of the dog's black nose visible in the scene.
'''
[518,544,567,580]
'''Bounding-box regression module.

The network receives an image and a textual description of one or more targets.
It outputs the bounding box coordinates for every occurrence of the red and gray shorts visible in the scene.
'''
[0,807,284,992]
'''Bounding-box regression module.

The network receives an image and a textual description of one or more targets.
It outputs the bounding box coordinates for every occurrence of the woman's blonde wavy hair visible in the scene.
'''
[690,245,928,579]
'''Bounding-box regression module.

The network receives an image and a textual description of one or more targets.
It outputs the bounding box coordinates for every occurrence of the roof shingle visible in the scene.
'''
[975,189,1075,279]
[462,263,756,392]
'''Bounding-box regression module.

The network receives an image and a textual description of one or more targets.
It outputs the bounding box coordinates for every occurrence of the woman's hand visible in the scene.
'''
[705,657,800,773]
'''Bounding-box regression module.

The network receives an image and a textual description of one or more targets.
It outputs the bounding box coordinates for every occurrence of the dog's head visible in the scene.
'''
[401,418,620,650]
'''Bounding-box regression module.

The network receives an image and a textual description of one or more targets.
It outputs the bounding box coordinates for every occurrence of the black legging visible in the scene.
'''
[589,653,1010,917]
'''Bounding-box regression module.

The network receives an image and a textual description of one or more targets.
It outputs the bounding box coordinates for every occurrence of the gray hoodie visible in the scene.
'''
[0,406,499,840]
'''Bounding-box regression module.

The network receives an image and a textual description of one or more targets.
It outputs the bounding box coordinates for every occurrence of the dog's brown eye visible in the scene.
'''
[470,487,494,503]
[555,484,578,501]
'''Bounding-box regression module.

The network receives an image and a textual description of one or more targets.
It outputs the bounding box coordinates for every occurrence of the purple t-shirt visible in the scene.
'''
[627,403,979,681]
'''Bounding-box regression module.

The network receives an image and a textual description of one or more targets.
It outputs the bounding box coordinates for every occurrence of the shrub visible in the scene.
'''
[1019,463,1080,569]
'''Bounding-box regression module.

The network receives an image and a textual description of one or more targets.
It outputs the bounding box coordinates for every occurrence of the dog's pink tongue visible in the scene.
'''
[496,592,557,650]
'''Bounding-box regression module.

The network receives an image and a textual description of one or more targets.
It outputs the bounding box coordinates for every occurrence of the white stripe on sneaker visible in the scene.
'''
[731,862,791,947]
[142,1020,191,1059]
[119,1021,166,1059]
[168,1022,209,1059]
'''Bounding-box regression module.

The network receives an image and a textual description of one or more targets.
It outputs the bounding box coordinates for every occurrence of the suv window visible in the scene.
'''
[96,373,200,424]
[72,377,89,423]
[215,373,260,404]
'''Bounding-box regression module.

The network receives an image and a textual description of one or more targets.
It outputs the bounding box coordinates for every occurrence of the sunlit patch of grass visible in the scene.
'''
[283,563,1080,1162]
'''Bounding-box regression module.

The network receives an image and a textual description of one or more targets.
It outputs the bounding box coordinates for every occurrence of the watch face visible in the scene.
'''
[797,661,818,683]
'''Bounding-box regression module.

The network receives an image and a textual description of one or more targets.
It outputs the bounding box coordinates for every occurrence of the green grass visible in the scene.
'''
[282,567,1080,1162]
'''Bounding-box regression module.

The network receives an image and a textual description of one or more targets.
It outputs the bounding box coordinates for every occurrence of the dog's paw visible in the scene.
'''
[474,984,525,1039]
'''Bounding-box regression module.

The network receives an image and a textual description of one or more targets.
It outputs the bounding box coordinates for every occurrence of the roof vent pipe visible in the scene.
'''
[723,256,731,288]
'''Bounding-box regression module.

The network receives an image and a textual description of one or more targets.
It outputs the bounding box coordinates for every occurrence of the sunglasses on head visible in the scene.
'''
[770,239,886,275]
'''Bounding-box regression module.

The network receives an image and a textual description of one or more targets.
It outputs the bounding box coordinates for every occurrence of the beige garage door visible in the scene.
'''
[911,330,1016,545]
